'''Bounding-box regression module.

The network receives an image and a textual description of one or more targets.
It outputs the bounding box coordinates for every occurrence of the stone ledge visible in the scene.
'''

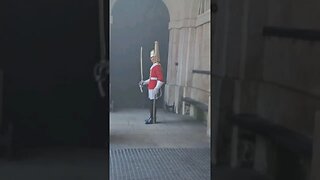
[169,18,196,29]
[196,9,211,27]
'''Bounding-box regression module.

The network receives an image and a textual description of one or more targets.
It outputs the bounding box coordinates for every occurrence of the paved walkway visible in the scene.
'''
[110,109,210,149]
[110,108,211,180]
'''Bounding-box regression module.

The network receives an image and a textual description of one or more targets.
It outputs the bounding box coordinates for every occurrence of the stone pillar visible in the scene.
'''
[175,28,188,114]
[165,28,180,109]
[164,28,175,106]
[182,28,197,115]
[166,18,197,114]
[190,10,210,116]
[177,27,194,113]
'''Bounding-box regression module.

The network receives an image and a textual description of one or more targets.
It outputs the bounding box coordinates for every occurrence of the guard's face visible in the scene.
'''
[150,56,156,63]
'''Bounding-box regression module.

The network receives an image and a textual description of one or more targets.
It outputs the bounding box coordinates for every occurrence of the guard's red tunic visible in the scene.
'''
[148,63,164,90]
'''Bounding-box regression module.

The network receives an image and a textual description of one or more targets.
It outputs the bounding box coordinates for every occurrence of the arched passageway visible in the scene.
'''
[110,0,169,109]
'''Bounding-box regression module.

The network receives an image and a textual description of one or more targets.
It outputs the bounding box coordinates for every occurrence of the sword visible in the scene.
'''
[139,46,143,93]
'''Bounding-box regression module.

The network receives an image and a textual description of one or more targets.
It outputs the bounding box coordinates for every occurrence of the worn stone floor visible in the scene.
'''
[109,108,211,180]
[110,108,210,149]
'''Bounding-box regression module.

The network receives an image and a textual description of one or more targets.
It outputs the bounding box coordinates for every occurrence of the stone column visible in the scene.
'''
[175,28,188,114]
[190,9,210,118]
[164,28,180,108]
[166,19,196,114]
[164,28,175,106]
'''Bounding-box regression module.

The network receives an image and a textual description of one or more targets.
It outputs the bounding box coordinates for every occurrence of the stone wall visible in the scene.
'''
[212,0,320,178]
[163,0,211,134]
[257,0,320,137]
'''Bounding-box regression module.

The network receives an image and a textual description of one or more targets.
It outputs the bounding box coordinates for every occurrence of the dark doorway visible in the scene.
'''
[1,0,107,148]
[110,0,169,109]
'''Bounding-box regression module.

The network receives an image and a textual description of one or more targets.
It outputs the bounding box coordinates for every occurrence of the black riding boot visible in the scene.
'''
[146,99,156,124]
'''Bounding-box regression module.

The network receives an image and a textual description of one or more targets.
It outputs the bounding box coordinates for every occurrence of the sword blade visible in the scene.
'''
[139,46,144,93]
[140,46,143,80]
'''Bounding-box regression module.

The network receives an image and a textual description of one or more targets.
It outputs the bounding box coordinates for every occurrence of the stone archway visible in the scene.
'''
[110,0,170,109]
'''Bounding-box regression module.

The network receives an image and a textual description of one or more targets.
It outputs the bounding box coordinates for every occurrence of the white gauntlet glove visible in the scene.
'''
[144,79,150,85]
[154,81,164,93]
[139,79,149,86]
